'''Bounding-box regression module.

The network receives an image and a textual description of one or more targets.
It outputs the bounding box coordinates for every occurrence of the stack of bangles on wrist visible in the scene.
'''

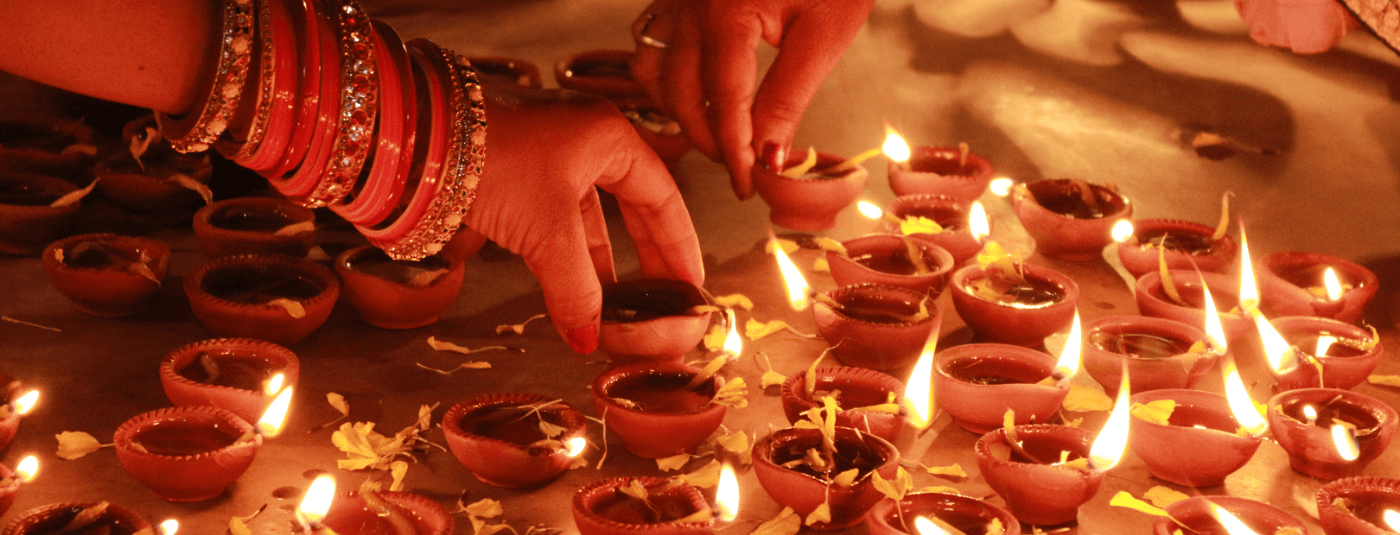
[156,0,486,260]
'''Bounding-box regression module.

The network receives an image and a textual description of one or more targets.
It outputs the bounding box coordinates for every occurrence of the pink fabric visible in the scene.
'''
[1235,0,1362,53]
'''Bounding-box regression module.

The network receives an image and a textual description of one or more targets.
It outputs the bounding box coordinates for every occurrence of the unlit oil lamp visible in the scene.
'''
[192,197,316,259]
[947,231,1079,346]
[0,172,85,256]
[598,279,713,361]
[1116,193,1238,278]
[1257,251,1377,323]
[571,474,721,535]
[866,196,985,265]
[1317,476,1400,535]
[1010,178,1132,261]
[183,254,340,345]
[334,244,465,329]
[1150,497,1307,535]
[752,423,900,529]
[886,135,995,203]
[590,360,728,459]
[973,370,1132,526]
[1081,315,1213,396]
[4,501,152,535]
[936,312,1083,433]
[753,147,870,231]
[442,393,588,488]
[780,366,907,442]
[159,338,299,425]
[825,233,955,298]
[1135,266,1250,345]
[42,233,171,318]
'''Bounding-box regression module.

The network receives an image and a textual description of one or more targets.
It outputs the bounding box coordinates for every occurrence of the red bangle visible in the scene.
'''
[263,0,327,180]
[233,0,297,170]
[295,0,376,207]
[332,20,413,226]
[266,0,343,199]
[156,0,256,153]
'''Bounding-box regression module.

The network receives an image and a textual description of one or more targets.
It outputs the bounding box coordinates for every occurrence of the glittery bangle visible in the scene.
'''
[266,0,344,200]
[263,0,328,180]
[293,0,377,207]
[236,0,297,171]
[215,0,279,163]
[332,20,414,227]
[156,0,255,153]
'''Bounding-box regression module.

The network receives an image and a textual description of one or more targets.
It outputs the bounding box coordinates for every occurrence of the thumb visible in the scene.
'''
[518,213,603,354]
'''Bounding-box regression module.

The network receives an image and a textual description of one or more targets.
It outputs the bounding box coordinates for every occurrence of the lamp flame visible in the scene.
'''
[857,201,883,220]
[1383,510,1400,531]
[722,309,743,358]
[882,128,911,163]
[989,178,1015,197]
[1255,314,1299,374]
[1201,283,1228,354]
[1302,405,1318,426]
[1052,311,1083,382]
[264,373,285,396]
[298,475,337,525]
[771,232,810,311]
[1314,335,1336,358]
[904,327,937,430]
[158,519,179,535]
[256,387,294,437]
[1222,358,1268,437]
[715,464,740,522]
[1332,423,1360,461]
[1323,268,1343,301]
[1209,503,1262,535]
[12,390,38,416]
[968,202,990,243]
[1088,370,1131,471]
[914,517,952,535]
[567,437,587,457]
[14,455,37,482]
[1111,220,1134,243]
[1238,222,1259,315]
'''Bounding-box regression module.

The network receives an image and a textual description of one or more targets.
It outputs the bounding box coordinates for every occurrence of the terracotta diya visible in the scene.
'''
[1082,315,1214,396]
[571,476,714,535]
[318,490,453,535]
[935,343,1070,433]
[590,360,727,459]
[867,492,1021,535]
[613,97,691,169]
[113,406,261,502]
[443,393,587,488]
[973,424,1107,526]
[41,233,170,317]
[1317,476,1400,535]
[1011,178,1132,261]
[0,116,95,179]
[780,366,907,442]
[193,196,316,259]
[1268,387,1398,480]
[554,49,648,99]
[0,172,83,256]
[335,244,465,329]
[1117,218,1237,278]
[3,502,151,535]
[948,262,1079,347]
[1270,315,1382,391]
[183,254,340,345]
[753,150,868,232]
[1128,389,1262,487]
[93,116,212,213]
[1257,250,1378,323]
[599,279,713,361]
[826,234,955,297]
[883,194,983,265]
[812,283,941,371]
[463,55,542,88]
[159,337,300,425]
[1135,269,1251,344]
[1150,496,1307,535]
[887,145,994,203]
[752,426,900,530]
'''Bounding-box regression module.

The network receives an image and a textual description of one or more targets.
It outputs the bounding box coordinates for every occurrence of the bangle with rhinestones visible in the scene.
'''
[263,0,328,179]
[293,0,376,207]
[218,0,292,167]
[332,19,414,227]
[156,0,256,153]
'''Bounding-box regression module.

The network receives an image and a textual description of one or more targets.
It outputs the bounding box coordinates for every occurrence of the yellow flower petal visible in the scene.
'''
[1063,384,1114,412]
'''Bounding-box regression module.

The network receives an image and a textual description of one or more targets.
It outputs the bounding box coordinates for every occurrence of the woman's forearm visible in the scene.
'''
[0,0,220,114]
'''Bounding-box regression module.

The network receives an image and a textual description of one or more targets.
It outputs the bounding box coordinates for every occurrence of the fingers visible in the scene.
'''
[514,199,604,354]
[580,186,617,285]
[663,18,720,163]
[700,14,762,199]
[597,137,705,289]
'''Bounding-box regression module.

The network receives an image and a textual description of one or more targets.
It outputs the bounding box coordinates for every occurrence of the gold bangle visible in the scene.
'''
[156,0,256,153]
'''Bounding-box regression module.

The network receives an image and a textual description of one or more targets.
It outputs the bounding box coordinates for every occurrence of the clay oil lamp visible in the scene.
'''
[159,337,300,425]
[0,116,95,179]
[613,97,691,170]
[0,381,39,452]
[811,283,942,371]
[463,56,542,88]
[1267,387,1397,480]
[0,172,84,256]
[868,492,1021,535]
[443,393,588,488]
[948,244,1079,346]
[591,360,729,459]
[825,234,955,297]
[1149,496,1307,535]
[571,476,717,535]
[113,387,291,502]
[93,116,212,213]
[753,419,901,530]
[1010,178,1132,261]
[298,475,453,535]
[599,278,714,361]
[334,244,465,329]
[193,197,316,259]
[1117,219,1237,279]
[183,254,340,345]
[753,147,869,231]
[1082,315,1214,396]
[3,502,151,535]
[1268,315,1382,390]
[1257,251,1378,323]
[554,49,648,99]
[1317,477,1400,535]
[974,375,1131,527]
[870,195,984,265]
[780,366,906,442]
[935,312,1082,433]
[886,138,995,203]
[41,233,170,317]
[0,457,38,518]
[1135,269,1251,344]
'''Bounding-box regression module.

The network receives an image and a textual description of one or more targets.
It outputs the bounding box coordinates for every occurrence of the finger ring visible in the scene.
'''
[633,12,670,49]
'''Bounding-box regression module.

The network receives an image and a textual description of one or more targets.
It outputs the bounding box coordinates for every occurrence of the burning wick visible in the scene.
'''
[264,373,285,396]
[913,516,954,535]
[770,230,811,311]
[883,127,911,164]
[8,390,38,417]
[297,475,339,535]
[158,519,179,535]
[968,201,990,243]
[1050,311,1083,384]
[1208,503,1261,535]
[1314,335,1336,358]
[2,455,38,486]
[1111,220,1134,243]
[1383,509,1400,532]
[566,437,587,458]
[255,387,294,437]
[1331,423,1360,461]
[1323,268,1343,301]
[1302,405,1318,426]
[857,201,904,226]
[989,177,1015,197]
[714,464,740,522]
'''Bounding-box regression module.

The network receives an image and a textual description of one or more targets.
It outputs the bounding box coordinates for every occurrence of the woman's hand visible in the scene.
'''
[465,86,705,354]
[629,0,876,199]
[1235,0,1359,54]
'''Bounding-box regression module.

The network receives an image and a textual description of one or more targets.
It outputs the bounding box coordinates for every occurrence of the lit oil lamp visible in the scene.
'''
[191,197,316,259]
[442,393,588,488]
[0,172,84,256]
[780,366,907,442]
[1082,315,1214,396]
[0,383,39,451]
[1115,193,1239,278]
[812,282,942,371]
[867,492,1021,535]
[1149,496,1307,535]
[947,239,1079,346]
[1267,386,1397,480]
[183,254,341,345]
[114,387,291,501]
[753,146,870,231]
[41,233,171,318]
[1257,251,1378,323]
[157,519,178,535]
[4,501,152,535]
[752,424,901,529]
[1135,268,1250,344]
[1010,178,1132,261]
[598,279,713,361]
[159,337,301,425]
[973,369,1131,526]
[1269,315,1382,390]
[310,475,454,535]
[571,476,716,535]
[0,456,38,517]
[1316,476,1400,535]
[872,195,985,265]
[825,233,955,298]
[885,133,995,203]
[935,312,1082,433]
[334,244,466,329]
[590,360,729,459]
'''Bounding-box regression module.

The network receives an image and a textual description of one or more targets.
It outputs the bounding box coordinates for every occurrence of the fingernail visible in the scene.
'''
[760,141,785,171]
[564,325,598,354]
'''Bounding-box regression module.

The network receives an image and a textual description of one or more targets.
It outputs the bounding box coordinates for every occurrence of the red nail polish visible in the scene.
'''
[564,325,598,354]
[761,141,785,171]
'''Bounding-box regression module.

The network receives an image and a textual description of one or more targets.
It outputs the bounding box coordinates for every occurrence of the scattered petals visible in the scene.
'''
[416,362,491,374]
[656,454,691,472]
[924,463,967,479]
[1109,491,1170,517]
[749,507,801,535]
[1368,375,1400,388]
[1130,400,1177,425]
[49,178,99,208]
[1,315,61,332]
[427,336,513,355]
[812,237,847,256]
[832,468,859,486]
[266,298,306,318]
[1144,486,1190,508]
[759,353,787,389]
[389,460,408,491]
[712,378,748,408]
[328,393,350,417]
[746,319,789,340]
[765,238,800,255]
[714,294,754,310]
[56,431,106,460]
[804,502,832,526]
[1063,384,1114,412]
[900,216,943,235]
[683,459,722,488]
[496,313,547,335]
[273,221,315,237]
[228,518,252,535]
[703,324,728,351]
[172,173,213,205]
